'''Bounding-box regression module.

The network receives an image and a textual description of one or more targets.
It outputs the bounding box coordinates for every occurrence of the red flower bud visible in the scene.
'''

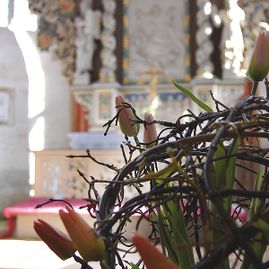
[247,31,269,82]
[59,206,105,262]
[132,233,178,269]
[34,219,76,260]
[115,96,140,137]
[143,112,157,147]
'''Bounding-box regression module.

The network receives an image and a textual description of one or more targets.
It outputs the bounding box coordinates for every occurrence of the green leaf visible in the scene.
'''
[162,201,195,268]
[173,81,213,112]
[253,219,269,238]
[130,263,140,269]
[224,139,239,211]
[214,143,227,188]
[241,218,268,269]
[225,139,239,189]
[249,167,265,218]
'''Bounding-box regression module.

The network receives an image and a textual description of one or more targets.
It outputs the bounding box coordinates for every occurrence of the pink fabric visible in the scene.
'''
[3,197,90,218]
[0,218,16,238]
[0,197,92,239]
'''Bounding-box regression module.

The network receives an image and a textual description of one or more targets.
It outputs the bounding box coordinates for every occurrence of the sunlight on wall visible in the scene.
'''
[260,22,269,31]
[0,0,9,27]
[8,0,46,195]
[9,17,46,150]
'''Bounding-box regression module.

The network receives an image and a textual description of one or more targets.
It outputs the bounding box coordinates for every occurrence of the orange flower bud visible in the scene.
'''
[59,206,105,262]
[34,219,76,260]
[143,112,157,147]
[247,31,269,82]
[115,96,140,137]
[132,233,179,269]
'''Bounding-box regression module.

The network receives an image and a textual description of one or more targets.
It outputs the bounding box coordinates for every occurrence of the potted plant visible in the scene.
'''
[34,31,269,269]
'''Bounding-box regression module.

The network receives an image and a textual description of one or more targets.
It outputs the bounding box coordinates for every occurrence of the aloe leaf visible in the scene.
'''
[241,173,266,267]
[224,139,239,211]
[173,81,213,112]
[162,221,181,264]
[144,159,178,183]
[214,143,227,188]
[207,145,231,269]
[163,201,194,268]
[130,263,140,269]
[241,218,268,269]
[249,167,265,218]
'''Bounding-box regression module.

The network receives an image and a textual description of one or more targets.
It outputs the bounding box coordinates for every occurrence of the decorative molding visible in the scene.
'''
[28,0,103,85]
[34,150,124,198]
[221,0,245,79]
[72,85,118,128]
[73,0,102,85]
[195,0,214,79]
[99,0,117,83]
[124,90,190,123]
[28,0,79,84]
[241,1,269,73]
[122,0,191,84]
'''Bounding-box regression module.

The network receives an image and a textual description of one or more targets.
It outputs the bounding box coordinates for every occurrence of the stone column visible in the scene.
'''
[99,0,117,83]
[220,0,245,79]
[195,0,214,79]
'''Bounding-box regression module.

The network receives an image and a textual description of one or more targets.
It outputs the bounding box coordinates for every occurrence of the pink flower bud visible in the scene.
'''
[59,206,105,262]
[247,31,269,82]
[34,219,76,260]
[133,233,178,269]
[143,112,157,147]
[115,96,140,137]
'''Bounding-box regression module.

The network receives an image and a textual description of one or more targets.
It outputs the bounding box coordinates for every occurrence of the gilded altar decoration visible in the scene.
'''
[28,0,79,83]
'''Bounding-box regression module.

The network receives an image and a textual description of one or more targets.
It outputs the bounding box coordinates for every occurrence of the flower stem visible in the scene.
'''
[72,254,95,269]
[251,81,259,95]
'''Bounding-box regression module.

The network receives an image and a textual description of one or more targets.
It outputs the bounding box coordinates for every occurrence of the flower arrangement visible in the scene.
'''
[34,31,269,269]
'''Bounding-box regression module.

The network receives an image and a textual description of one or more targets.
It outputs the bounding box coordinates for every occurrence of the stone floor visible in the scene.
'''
[0,219,81,269]
[1,219,269,269]
[0,239,81,269]
[0,219,137,269]
[0,238,142,269]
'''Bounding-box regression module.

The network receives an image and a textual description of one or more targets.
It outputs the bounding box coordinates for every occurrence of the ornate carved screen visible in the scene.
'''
[122,0,191,84]
[241,1,269,72]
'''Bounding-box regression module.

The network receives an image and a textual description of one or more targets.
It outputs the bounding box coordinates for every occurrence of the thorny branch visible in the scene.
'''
[63,93,269,268]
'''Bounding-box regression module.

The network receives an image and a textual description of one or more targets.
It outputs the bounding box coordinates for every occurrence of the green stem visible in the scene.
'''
[251,81,259,95]
[73,254,94,269]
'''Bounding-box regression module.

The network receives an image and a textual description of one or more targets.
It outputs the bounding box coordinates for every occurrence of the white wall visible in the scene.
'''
[0,27,71,216]
[37,46,71,149]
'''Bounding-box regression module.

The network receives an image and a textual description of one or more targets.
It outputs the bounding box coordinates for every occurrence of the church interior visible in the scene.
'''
[0,0,268,268]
